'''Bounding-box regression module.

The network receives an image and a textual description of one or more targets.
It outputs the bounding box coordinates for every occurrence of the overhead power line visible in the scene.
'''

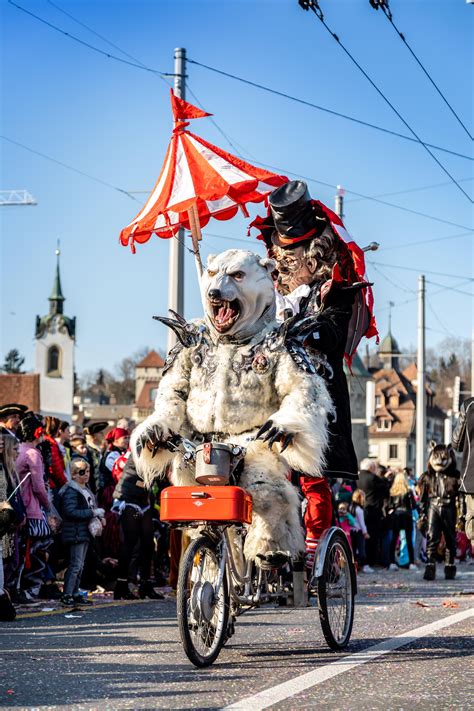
[1,136,139,201]
[370,0,473,141]
[381,231,473,251]
[346,177,473,203]
[7,0,170,76]
[246,160,474,232]
[367,260,474,281]
[298,1,473,203]
[187,59,472,163]
[44,0,174,90]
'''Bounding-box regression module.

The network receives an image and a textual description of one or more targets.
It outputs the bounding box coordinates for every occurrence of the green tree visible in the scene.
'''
[1,349,25,374]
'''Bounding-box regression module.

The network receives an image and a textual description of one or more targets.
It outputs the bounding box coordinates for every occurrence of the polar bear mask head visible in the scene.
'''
[201,249,276,340]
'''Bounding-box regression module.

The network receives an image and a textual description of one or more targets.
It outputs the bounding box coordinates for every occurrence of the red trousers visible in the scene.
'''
[300,476,333,566]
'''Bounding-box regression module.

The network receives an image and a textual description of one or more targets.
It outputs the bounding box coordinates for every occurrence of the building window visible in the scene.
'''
[149,387,158,403]
[375,395,382,408]
[376,418,391,431]
[389,444,398,460]
[368,443,379,458]
[46,345,61,376]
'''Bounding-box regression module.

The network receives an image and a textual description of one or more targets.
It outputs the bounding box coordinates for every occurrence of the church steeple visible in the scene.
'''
[49,245,65,315]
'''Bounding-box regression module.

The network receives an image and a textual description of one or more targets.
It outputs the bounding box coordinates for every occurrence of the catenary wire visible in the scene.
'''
[373,0,473,141]
[9,0,472,167]
[246,160,474,232]
[187,59,472,163]
[7,0,170,76]
[381,231,473,251]
[1,135,139,201]
[346,177,473,204]
[299,1,473,203]
[368,260,474,281]
[44,0,175,91]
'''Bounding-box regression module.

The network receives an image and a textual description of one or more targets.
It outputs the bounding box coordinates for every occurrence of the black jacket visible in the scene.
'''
[59,483,94,544]
[358,469,390,509]
[452,397,474,494]
[113,456,150,509]
[299,281,358,476]
[389,491,415,513]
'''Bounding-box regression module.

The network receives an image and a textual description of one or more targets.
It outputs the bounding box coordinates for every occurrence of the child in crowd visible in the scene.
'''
[350,489,373,573]
[59,459,105,606]
[337,502,355,548]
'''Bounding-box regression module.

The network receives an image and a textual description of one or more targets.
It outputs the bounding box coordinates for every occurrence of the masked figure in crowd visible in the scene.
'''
[419,442,460,580]
[250,180,377,564]
[131,249,333,566]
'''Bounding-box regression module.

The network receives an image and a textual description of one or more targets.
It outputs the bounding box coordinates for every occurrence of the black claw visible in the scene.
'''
[256,420,273,440]
[266,428,282,448]
[280,433,294,453]
[263,426,278,442]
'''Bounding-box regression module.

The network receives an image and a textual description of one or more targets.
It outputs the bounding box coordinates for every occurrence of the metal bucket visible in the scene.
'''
[195,442,233,485]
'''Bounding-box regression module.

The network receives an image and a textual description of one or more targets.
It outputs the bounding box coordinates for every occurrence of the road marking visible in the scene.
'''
[223,607,474,710]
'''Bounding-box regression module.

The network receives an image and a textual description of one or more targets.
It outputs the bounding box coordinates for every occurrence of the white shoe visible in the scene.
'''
[362,565,374,573]
[408,564,418,571]
[388,563,398,571]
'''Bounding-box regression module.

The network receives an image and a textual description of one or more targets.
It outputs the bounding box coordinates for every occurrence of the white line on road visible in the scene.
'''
[223,607,474,710]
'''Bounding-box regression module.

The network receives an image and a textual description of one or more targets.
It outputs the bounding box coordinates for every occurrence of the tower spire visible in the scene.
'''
[49,240,65,315]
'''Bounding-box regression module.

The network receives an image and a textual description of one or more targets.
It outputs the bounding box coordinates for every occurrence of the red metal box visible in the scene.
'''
[160,486,252,524]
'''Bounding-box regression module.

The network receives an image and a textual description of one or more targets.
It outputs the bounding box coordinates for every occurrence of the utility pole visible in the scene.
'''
[416,275,426,478]
[167,47,186,352]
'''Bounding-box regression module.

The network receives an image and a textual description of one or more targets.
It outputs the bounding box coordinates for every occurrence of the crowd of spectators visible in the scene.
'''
[334,456,471,573]
[1,403,472,622]
[0,403,171,621]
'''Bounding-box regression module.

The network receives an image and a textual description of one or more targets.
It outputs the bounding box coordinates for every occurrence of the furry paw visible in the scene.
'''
[139,424,170,458]
[256,420,294,452]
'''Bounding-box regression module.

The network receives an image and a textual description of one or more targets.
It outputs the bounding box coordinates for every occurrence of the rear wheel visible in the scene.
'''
[177,535,229,667]
[317,529,355,650]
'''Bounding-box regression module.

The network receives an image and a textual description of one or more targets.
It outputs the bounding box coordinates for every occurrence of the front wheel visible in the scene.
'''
[317,529,355,650]
[177,535,230,667]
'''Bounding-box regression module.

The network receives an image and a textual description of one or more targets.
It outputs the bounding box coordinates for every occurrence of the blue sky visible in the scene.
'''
[1,0,472,377]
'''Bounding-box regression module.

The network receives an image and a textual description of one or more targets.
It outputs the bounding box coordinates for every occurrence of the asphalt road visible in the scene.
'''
[0,562,473,710]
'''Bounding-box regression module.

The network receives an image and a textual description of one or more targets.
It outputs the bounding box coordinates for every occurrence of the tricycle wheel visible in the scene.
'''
[177,535,229,667]
[317,529,355,650]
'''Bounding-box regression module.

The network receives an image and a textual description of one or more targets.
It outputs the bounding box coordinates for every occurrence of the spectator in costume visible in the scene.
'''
[0,403,28,439]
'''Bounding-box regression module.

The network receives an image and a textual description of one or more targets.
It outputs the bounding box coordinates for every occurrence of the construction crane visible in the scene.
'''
[0,190,37,206]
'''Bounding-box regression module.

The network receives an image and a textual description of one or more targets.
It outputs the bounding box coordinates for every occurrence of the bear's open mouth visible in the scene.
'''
[209,298,241,332]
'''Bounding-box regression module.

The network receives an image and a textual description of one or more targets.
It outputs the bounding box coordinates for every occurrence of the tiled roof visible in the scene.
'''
[136,350,165,368]
[0,374,41,412]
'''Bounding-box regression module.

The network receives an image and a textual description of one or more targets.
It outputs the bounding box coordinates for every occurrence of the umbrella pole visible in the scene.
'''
[187,205,203,281]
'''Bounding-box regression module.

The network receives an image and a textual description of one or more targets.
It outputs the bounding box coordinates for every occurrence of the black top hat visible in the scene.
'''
[269,180,328,249]
[0,403,28,420]
[85,421,109,436]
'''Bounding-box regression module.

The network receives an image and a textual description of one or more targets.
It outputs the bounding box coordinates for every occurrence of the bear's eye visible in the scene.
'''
[207,270,217,277]
[230,271,245,281]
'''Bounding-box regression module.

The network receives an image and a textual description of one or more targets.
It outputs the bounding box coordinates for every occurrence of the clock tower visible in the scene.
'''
[35,248,76,419]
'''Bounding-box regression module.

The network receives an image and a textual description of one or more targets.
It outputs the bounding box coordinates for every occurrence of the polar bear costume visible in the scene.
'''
[131,249,333,561]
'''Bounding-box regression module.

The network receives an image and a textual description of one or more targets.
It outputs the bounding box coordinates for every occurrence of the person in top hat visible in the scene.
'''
[0,404,28,438]
[252,180,369,566]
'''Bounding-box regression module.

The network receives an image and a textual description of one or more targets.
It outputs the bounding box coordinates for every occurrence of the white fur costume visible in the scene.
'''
[132,250,333,560]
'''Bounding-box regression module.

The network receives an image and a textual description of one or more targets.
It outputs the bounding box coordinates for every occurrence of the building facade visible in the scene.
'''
[35,250,76,419]
[367,329,445,471]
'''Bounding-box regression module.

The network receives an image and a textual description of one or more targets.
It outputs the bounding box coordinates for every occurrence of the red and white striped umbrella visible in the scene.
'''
[120,90,288,257]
